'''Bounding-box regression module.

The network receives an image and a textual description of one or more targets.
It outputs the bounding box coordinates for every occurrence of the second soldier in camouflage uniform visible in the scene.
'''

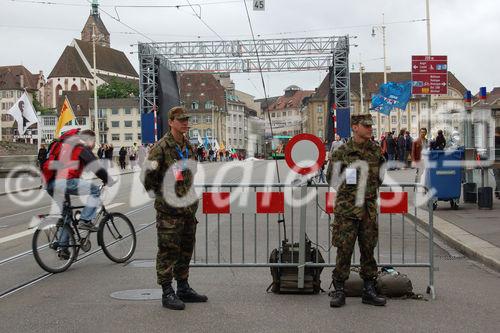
[142,106,207,310]
[326,114,387,307]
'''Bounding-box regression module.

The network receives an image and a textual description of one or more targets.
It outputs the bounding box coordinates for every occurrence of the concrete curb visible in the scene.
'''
[407,207,500,273]
[0,170,138,197]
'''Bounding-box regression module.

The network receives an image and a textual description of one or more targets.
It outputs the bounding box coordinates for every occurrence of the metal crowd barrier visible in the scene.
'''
[190,182,435,299]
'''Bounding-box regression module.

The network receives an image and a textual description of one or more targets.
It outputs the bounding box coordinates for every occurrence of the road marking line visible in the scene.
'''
[105,202,124,210]
[0,204,52,221]
[0,229,35,245]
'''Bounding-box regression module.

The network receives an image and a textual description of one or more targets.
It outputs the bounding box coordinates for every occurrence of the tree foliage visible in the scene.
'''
[96,78,139,99]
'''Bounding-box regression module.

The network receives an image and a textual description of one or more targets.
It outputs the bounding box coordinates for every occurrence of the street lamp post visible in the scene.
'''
[92,23,100,147]
[372,14,388,133]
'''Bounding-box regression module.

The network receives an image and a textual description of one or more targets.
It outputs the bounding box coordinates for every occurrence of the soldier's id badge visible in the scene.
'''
[173,165,184,181]
[345,168,357,185]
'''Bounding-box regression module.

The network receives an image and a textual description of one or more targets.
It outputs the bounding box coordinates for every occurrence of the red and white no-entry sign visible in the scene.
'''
[284,134,326,175]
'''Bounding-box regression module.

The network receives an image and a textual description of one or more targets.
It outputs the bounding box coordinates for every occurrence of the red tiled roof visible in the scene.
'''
[267,89,314,111]
[48,46,93,79]
[74,39,138,78]
[0,65,41,91]
[179,73,226,111]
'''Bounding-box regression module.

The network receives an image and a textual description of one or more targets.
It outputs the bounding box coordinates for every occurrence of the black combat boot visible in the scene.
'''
[330,280,346,308]
[162,282,185,310]
[362,279,386,306]
[176,279,208,303]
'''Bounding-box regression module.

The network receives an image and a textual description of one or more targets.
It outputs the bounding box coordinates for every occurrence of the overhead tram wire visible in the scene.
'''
[83,0,157,43]
[185,0,225,41]
[241,0,281,186]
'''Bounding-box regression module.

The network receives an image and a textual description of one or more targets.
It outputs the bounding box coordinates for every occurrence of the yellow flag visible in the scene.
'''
[55,96,76,138]
[220,141,225,151]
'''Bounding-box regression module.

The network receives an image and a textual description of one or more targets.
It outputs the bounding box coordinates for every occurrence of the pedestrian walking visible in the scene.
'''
[404,130,413,168]
[104,144,114,168]
[37,144,48,168]
[326,114,387,308]
[97,144,105,159]
[397,129,406,169]
[142,106,207,311]
[118,146,127,170]
[386,132,397,170]
[411,127,428,183]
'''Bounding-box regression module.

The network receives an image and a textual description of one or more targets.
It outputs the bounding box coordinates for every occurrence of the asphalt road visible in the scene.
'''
[0,161,499,332]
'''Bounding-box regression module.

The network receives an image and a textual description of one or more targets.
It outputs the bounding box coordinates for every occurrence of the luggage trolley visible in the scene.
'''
[424,149,464,210]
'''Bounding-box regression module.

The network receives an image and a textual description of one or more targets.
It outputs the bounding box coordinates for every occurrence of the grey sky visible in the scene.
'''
[1,0,499,98]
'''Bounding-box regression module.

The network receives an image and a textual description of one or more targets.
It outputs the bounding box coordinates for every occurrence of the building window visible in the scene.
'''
[124,108,132,115]
[239,115,242,122]
[373,129,378,138]
[421,102,427,109]
[125,133,133,141]
[205,100,214,109]
[191,101,199,110]
[76,117,86,125]
[233,127,236,134]
[205,129,212,137]
[271,112,276,118]
[411,103,416,112]
[137,120,141,127]
[43,117,56,126]
[137,133,141,141]
[318,130,323,138]
[124,120,132,127]
[191,115,198,124]
[391,116,397,124]
[100,134,107,144]
[205,115,212,123]
[111,133,120,141]
[111,121,120,128]
[317,105,323,113]
[411,115,417,123]
[318,116,323,126]
[282,111,286,117]
[401,116,407,124]
[112,108,119,115]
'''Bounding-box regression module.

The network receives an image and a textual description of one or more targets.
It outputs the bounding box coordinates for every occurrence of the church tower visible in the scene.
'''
[81,0,110,48]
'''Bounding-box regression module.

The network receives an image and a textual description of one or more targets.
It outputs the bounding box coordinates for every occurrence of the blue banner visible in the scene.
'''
[336,107,351,139]
[141,112,155,144]
[371,81,413,116]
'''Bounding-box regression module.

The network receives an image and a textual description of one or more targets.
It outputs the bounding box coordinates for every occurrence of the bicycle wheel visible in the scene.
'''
[98,212,136,263]
[32,223,77,273]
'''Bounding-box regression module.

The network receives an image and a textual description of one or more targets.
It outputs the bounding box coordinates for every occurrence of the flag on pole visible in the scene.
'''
[219,141,225,151]
[55,96,76,138]
[214,139,220,151]
[479,87,487,100]
[7,91,38,135]
[370,81,413,115]
[197,131,203,146]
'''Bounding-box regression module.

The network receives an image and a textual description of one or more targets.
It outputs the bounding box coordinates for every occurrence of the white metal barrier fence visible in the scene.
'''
[190,182,435,299]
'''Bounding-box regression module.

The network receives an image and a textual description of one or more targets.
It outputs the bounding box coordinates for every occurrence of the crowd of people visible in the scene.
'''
[378,128,446,170]
[195,146,246,162]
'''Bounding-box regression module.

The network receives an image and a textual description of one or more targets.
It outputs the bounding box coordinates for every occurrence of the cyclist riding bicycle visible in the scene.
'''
[46,129,114,233]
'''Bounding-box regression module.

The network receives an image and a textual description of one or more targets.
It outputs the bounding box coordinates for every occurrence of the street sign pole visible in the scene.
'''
[411,55,448,137]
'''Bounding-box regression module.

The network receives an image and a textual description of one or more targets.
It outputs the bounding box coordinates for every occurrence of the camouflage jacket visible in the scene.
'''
[142,132,198,218]
[326,138,385,220]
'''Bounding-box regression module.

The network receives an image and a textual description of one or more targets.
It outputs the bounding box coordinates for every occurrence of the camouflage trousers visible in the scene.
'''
[156,216,197,286]
[331,212,379,282]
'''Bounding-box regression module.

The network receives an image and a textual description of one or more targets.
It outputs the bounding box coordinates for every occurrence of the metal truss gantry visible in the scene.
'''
[139,36,350,115]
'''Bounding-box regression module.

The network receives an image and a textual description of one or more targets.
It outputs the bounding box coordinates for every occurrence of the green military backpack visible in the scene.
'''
[267,238,324,294]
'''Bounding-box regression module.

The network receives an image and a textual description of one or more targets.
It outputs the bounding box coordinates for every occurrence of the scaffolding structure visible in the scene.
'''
[138,36,350,138]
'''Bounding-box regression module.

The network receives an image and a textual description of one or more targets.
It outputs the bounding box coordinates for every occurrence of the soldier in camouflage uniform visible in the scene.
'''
[142,106,207,310]
[326,114,387,308]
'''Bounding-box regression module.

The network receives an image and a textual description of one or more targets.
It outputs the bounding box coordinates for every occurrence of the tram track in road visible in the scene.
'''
[0,218,157,300]
[0,203,153,267]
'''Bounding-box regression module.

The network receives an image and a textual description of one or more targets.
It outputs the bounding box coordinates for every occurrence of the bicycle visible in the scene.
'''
[32,187,137,273]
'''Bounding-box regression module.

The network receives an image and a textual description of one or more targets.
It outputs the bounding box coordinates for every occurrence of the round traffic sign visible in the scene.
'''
[284,134,326,175]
